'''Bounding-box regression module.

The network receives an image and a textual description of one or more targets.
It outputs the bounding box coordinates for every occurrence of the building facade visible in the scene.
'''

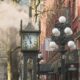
[71,0,80,80]
[40,0,79,80]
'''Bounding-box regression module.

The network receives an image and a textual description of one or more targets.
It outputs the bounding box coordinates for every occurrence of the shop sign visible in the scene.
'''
[68,65,77,71]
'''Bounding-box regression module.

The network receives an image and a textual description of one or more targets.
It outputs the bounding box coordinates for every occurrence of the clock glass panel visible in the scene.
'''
[22,33,39,50]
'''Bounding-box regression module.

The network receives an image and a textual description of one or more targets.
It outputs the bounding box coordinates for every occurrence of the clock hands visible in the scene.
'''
[23,34,38,49]
[29,36,32,44]
[27,34,32,47]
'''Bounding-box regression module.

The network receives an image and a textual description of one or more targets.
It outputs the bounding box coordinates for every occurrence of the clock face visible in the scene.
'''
[22,33,39,50]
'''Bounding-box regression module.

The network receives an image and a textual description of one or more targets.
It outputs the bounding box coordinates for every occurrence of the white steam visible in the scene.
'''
[0,1,29,30]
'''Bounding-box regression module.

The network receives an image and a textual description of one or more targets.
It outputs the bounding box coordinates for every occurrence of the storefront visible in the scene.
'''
[39,64,54,80]
[65,50,79,80]
[56,50,79,80]
[65,63,78,80]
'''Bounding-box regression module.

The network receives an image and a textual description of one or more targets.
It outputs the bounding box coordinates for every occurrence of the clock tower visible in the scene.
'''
[20,3,41,80]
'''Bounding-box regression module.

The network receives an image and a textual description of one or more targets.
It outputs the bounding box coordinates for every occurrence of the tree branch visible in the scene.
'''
[35,0,41,8]
[34,9,56,16]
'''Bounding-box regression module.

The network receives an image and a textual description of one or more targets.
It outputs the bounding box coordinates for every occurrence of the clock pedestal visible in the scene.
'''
[23,52,38,80]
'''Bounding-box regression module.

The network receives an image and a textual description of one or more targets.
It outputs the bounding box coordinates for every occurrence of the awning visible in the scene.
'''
[38,64,54,75]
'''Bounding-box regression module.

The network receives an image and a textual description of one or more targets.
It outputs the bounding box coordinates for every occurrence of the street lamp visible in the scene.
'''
[49,16,76,80]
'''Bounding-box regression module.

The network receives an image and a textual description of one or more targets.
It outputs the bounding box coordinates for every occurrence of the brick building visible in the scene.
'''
[71,0,80,80]
[40,0,79,80]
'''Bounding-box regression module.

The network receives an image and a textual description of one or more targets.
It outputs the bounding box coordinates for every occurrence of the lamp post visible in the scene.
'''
[49,16,76,80]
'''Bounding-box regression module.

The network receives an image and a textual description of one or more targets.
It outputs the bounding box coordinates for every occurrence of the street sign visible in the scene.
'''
[68,67,77,71]
[68,65,77,71]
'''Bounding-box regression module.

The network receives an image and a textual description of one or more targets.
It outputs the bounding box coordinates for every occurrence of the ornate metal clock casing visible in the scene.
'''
[20,19,41,52]
[21,32,40,51]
